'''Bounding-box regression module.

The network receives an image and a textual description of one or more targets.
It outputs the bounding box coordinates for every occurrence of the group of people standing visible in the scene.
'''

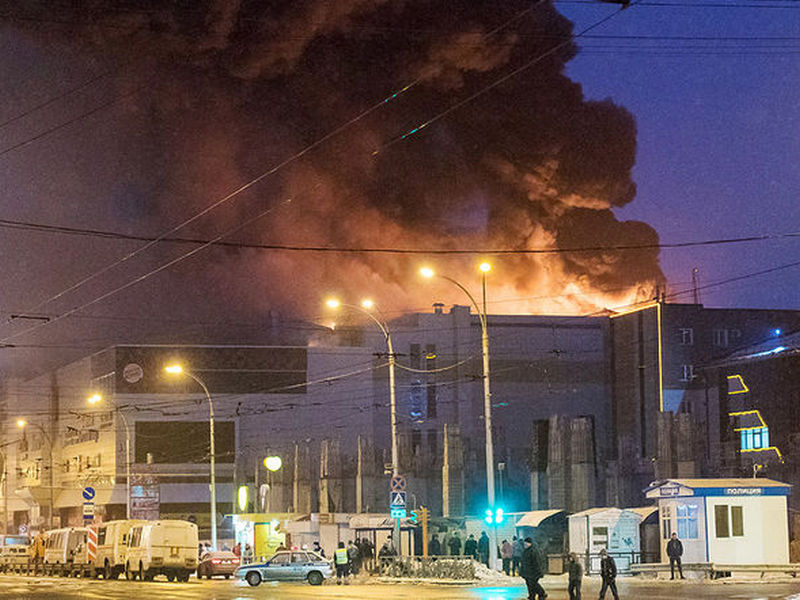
[499,536,526,575]
[332,538,377,583]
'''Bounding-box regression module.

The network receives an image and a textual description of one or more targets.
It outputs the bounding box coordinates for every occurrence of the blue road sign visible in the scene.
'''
[390,491,406,507]
[82,487,96,501]
[390,508,407,519]
[390,475,406,492]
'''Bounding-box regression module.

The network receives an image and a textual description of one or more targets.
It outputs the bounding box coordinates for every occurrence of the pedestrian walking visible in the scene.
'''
[335,541,350,585]
[519,537,547,600]
[501,539,513,575]
[599,549,619,600]
[429,534,442,556]
[347,540,361,575]
[667,532,685,580]
[567,552,583,600]
[464,534,478,559]
[478,531,490,567]
[512,535,524,576]
[448,533,462,556]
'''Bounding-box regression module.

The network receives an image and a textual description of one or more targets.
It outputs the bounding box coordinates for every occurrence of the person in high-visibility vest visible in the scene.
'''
[334,541,350,585]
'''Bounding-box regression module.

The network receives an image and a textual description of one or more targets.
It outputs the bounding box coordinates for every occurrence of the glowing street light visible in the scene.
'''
[263,456,282,472]
[325,296,401,550]
[164,364,218,549]
[419,266,435,279]
[87,393,132,519]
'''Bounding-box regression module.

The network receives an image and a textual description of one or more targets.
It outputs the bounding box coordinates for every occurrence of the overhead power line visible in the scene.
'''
[1,216,798,255]
[0,6,539,327]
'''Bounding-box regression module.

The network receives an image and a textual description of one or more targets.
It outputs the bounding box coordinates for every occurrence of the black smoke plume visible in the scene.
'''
[4,0,663,326]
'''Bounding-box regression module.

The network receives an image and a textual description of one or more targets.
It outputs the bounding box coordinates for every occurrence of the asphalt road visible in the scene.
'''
[0,575,799,599]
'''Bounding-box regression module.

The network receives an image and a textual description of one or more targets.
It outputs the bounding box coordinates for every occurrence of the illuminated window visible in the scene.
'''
[680,365,695,382]
[740,427,769,451]
[676,504,699,539]
[679,328,694,345]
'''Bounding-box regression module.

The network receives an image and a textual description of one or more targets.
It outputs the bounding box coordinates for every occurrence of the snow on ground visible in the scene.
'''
[473,564,519,584]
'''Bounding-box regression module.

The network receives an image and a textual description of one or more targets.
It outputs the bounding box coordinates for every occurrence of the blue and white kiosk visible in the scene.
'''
[645,478,790,566]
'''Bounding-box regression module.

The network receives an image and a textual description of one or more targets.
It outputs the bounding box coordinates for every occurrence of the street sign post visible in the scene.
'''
[82,501,94,520]
[389,491,406,507]
[390,475,406,492]
[390,508,407,519]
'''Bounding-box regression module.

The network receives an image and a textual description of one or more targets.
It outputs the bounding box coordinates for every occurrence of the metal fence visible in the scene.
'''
[377,555,476,579]
[568,551,660,575]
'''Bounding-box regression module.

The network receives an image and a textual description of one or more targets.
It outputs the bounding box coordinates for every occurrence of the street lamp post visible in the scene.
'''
[421,263,498,570]
[164,365,218,550]
[88,394,131,519]
[326,298,401,551]
[16,419,54,529]
[326,299,399,479]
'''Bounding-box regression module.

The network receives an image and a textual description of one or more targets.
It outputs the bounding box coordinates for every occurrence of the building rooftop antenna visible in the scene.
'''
[692,268,701,305]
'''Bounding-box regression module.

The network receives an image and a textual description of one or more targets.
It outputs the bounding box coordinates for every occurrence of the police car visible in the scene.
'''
[235,550,332,586]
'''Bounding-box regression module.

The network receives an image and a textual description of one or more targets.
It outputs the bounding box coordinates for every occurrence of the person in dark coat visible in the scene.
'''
[567,552,583,600]
[519,537,546,600]
[464,534,478,559]
[599,549,619,600]
[667,532,685,580]
[512,536,524,576]
[429,534,442,556]
[448,533,462,556]
[478,531,490,567]
[347,540,361,575]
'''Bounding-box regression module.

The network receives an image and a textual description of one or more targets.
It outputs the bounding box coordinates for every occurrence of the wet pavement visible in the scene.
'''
[0,575,798,599]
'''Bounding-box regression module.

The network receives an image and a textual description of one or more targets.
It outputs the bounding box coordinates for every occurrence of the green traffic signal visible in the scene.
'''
[484,508,504,524]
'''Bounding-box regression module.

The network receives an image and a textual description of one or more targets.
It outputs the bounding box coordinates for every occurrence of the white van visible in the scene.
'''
[95,520,146,579]
[43,527,90,576]
[125,520,198,582]
[0,534,30,572]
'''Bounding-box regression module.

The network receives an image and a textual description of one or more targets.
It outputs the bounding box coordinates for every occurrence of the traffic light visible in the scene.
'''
[484,508,504,525]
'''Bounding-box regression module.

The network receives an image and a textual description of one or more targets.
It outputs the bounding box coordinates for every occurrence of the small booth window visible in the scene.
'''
[715,505,729,538]
[676,504,699,539]
[731,506,744,536]
[715,505,744,538]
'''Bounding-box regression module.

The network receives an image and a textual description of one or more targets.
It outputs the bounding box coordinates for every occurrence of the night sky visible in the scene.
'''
[0,1,798,375]
[560,0,800,309]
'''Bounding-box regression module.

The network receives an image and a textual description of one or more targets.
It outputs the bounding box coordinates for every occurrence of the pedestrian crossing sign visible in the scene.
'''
[390,491,406,507]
